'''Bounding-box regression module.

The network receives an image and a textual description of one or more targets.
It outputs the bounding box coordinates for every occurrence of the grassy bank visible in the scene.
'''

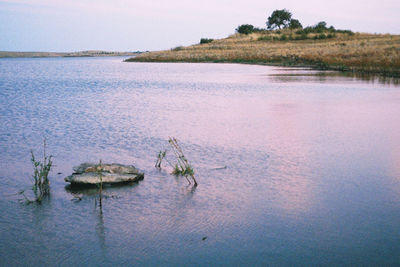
[126,30,400,77]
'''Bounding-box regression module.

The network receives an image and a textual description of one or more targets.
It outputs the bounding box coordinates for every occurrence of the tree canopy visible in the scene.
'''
[266,9,292,30]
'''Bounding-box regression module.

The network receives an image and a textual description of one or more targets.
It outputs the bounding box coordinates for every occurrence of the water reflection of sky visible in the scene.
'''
[1,58,400,265]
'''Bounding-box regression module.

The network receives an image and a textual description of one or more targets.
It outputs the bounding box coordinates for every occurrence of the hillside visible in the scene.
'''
[126,30,400,77]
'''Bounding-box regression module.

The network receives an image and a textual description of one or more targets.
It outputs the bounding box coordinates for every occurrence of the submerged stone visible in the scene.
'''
[65,163,144,185]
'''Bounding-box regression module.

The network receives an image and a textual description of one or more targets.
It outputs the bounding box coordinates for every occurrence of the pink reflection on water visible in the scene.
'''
[99,63,400,217]
[266,102,316,214]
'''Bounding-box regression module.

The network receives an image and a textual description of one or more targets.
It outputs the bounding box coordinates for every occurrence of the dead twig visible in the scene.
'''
[155,137,198,187]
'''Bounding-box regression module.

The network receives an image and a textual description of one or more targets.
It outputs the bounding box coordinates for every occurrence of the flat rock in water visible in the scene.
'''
[65,163,144,185]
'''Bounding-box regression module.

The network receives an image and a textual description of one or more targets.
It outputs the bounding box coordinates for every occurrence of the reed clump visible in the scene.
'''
[127,30,400,77]
[21,139,53,204]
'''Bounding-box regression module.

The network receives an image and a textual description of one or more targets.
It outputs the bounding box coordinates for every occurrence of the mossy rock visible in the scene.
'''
[65,163,144,185]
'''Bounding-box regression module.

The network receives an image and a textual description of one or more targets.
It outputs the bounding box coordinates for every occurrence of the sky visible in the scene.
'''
[0,0,399,52]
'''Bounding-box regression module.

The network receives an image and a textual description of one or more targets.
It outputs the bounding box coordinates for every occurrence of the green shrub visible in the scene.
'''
[200,38,214,44]
[253,27,267,33]
[299,32,308,40]
[293,22,353,37]
[336,29,354,35]
[172,46,184,51]
[300,27,314,34]
[258,36,273,41]
[312,34,327,40]
[236,24,255,35]
[289,19,302,29]
[314,21,327,32]
[293,30,308,40]
[280,34,288,41]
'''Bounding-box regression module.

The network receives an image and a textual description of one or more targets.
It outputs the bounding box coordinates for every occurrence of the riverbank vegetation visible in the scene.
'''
[126,9,400,77]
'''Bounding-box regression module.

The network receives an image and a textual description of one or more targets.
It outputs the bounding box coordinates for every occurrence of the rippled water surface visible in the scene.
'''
[1,57,400,266]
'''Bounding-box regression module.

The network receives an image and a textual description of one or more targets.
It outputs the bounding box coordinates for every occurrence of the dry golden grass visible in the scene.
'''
[127,30,400,76]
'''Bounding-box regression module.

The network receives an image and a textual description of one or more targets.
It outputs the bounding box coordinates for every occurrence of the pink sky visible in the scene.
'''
[1,0,399,51]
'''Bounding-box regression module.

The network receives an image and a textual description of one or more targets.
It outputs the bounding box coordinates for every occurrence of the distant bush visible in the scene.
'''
[258,34,308,42]
[236,24,255,35]
[200,38,214,44]
[296,27,313,34]
[336,29,355,35]
[252,27,267,33]
[171,46,184,51]
[294,33,308,40]
[311,33,327,40]
[257,36,273,41]
[289,19,302,29]
[299,32,308,40]
[314,21,328,32]
[327,33,336,39]
[297,23,329,34]
[257,26,340,42]
[293,22,353,38]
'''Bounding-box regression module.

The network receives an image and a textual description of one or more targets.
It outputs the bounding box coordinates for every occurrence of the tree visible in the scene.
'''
[236,24,255,35]
[289,19,302,29]
[266,9,292,30]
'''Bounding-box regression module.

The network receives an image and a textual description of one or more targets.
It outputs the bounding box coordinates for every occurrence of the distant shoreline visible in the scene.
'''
[0,51,143,58]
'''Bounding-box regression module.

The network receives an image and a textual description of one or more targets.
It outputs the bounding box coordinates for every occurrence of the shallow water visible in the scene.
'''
[0,57,400,266]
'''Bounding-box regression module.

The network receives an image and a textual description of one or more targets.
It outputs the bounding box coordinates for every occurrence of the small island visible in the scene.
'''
[126,9,400,77]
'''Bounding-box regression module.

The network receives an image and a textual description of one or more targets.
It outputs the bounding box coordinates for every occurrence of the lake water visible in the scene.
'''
[0,57,400,266]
